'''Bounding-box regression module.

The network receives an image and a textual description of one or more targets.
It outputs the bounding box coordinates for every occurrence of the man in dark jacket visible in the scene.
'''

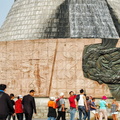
[0,84,14,120]
[22,90,37,120]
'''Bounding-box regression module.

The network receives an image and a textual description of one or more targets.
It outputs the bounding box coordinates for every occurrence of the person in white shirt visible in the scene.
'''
[76,89,88,120]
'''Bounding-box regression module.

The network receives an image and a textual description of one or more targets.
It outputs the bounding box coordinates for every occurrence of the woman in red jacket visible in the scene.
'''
[15,95,23,120]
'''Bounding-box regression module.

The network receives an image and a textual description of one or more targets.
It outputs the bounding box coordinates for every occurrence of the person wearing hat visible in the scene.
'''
[99,96,108,120]
[47,97,57,120]
[57,92,66,120]
[0,84,14,120]
[15,95,23,120]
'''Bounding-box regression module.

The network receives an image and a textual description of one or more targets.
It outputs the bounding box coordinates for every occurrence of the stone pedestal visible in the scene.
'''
[33,98,120,118]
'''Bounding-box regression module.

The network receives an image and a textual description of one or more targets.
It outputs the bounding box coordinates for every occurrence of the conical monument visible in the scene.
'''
[0,0,120,101]
[0,0,119,40]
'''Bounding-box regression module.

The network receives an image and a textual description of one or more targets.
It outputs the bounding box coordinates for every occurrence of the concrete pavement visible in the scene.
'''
[22,118,46,120]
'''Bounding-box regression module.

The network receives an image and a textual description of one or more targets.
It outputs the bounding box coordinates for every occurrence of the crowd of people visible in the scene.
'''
[0,84,36,120]
[0,84,119,120]
[47,89,119,120]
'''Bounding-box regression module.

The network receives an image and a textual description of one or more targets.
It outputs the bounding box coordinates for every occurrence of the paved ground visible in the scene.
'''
[33,119,68,120]
[11,118,46,120]
[33,119,47,120]
[22,118,47,120]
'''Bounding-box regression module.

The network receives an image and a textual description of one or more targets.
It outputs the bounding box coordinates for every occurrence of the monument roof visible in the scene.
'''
[0,0,119,41]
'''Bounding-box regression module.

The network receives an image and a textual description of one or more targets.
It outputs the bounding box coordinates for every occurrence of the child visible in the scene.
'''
[90,98,99,120]
[47,97,57,120]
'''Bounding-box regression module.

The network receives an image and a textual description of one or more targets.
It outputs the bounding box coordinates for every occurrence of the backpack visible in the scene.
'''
[76,94,80,102]
[56,98,61,108]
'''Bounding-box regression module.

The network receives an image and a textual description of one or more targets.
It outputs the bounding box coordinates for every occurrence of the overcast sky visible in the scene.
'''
[0,0,14,27]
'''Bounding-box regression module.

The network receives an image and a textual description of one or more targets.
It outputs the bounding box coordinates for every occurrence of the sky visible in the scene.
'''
[0,0,14,27]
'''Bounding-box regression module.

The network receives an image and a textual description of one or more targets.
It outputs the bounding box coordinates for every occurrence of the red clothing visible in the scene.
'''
[15,99,23,113]
[69,95,77,108]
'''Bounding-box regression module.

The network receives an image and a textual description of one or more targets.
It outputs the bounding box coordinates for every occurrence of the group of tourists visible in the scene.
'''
[0,83,119,120]
[47,89,119,120]
[0,84,36,120]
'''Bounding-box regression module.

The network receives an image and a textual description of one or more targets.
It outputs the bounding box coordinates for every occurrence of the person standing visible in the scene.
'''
[8,94,16,120]
[47,97,57,120]
[77,89,88,120]
[86,96,91,120]
[69,91,77,120]
[111,98,119,120]
[22,90,37,120]
[15,95,23,120]
[0,84,14,120]
[99,96,108,120]
[91,98,99,120]
[57,93,66,120]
